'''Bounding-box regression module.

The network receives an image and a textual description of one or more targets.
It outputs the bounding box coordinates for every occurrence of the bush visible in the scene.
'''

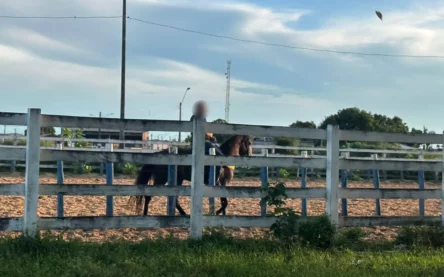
[262,182,336,249]
[395,225,444,248]
[335,228,366,248]
[74,163,93,174]
[298,215,335,249]
[123,163,138,175]
[278,168,290,178]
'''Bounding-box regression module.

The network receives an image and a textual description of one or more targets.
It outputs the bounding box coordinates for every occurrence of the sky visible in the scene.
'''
[1,0,444,138]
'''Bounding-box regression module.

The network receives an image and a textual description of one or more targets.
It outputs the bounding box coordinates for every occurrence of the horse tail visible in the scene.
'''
[127,164,155,215]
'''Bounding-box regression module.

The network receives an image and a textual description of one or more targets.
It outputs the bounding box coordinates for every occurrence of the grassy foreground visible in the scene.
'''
[0,235,443,277]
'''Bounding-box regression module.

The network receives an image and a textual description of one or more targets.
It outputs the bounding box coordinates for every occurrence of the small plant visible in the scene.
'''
[261,182,335,249]
[278,168,290,178]
[260,182,287,208]
[74,163,93,174]
[123,163,138,175]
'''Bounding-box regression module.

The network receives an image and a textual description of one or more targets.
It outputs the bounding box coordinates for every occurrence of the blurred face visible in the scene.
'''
[196,103,208,117]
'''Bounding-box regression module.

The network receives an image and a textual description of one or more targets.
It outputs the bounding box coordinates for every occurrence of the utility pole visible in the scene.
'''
[178,87,190,142]
[225,60,231,122]
[119,0,127,149]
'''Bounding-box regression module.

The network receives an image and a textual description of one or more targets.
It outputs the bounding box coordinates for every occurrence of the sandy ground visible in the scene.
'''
[0,173,440,242]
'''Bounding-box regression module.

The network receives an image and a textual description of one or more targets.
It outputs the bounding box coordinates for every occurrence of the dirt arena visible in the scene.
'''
[0,173,440,242]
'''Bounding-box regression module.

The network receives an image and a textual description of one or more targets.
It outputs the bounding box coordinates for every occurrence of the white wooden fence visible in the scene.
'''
[0,108,443,239]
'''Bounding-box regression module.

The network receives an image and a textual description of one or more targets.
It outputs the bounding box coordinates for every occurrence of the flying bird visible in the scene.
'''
[375,10,383,21]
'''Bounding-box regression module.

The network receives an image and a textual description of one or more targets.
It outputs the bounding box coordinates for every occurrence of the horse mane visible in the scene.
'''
[218,135,242,156]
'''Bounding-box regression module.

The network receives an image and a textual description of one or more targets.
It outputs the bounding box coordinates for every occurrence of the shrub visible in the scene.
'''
[278,168,290,178]
[335,228,366,248]
[395,224,444,248]
[262,182,336,249]
[74,163,93,174]
[123,163,138,175]
[298,215,335,249]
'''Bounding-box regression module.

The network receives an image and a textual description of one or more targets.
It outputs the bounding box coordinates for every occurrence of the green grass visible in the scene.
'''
[1,235,444,277]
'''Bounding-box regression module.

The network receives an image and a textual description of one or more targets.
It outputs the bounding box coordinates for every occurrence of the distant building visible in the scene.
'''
[79,128,149,148]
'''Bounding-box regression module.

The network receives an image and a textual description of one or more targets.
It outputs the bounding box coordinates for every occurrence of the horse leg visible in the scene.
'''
[175,198,186,216]
[216,167,233,215]
[143,196,152,216]
[128,165,156,215]
[175,176,187,216]
[217,198,228,216]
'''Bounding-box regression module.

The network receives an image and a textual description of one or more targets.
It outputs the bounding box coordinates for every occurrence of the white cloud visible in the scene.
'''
[2,0,444,131]
[0,43,332,124]
[1,27,90,55]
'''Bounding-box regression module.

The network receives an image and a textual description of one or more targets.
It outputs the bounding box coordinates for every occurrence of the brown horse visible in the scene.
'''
[127,135,253,216]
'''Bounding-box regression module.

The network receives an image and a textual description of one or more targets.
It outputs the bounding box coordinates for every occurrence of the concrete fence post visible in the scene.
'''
[326,125,339,226]
[105,143,114,216]
[56,142,64,217]
[372,154,381,216]
[23,108,41,238]
[190,112,205,239]
[301,150,308,216]
[260,149,268,216]
[418,154,425,216]
[167,146,178,216]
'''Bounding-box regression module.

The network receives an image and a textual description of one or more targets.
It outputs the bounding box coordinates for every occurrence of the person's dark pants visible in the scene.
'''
[205,141,223,181]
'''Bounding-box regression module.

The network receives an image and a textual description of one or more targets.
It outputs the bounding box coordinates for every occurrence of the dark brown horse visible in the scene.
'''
[127,135,253,216]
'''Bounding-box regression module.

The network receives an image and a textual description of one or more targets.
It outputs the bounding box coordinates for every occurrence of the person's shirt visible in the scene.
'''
[190,115,207,122]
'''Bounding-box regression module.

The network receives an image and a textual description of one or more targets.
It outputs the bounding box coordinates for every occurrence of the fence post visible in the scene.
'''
[105,143,114,216]
[346,152,353,179]
[24,108,41,238]
[167,146,178,216]
[260,149,268,217]
[372,154,381,216]
[208,147,216,215]
[340,152,348,216]
[271,148,278,177]
[56,142,64,217]
[190,112,205,239]
[382,153,387,180]
[441,131,444,226]
[10,135,17,173]
[418,154,425,216]
[325,125,339,226]
[301,151,308,216]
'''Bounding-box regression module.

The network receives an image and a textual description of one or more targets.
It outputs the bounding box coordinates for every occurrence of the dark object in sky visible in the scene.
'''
[375,10,383,21]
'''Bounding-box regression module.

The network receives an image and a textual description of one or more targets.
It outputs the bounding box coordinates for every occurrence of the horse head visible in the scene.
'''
[237,135,253,157]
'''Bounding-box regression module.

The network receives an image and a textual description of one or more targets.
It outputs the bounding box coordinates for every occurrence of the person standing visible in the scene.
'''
[189,101,217,143]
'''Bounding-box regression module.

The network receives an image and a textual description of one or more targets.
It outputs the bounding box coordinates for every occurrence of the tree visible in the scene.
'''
[62,128,89,148]
[184,135,192,143]
[319,108,409,134]
[319,108,411,150]
[319,108,375,131]
[41,126,56,136]
[275,137,300,155]
[24,126,56,137]
[212,119,231,143]
[290,121,316,129]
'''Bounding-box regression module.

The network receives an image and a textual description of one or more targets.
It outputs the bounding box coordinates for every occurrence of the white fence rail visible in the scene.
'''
[0,108,443,238]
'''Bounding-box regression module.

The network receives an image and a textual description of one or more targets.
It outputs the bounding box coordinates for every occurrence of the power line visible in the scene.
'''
[128,17,444,59]
[0,15,121,19]
[1,14,444,59]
